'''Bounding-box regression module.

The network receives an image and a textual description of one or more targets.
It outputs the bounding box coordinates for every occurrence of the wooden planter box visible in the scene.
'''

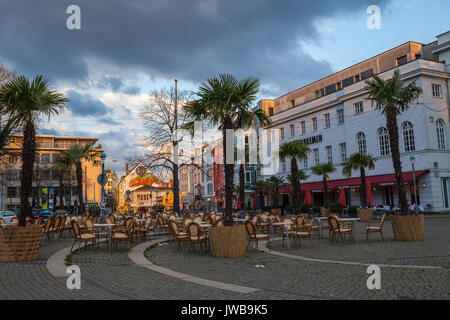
[209,224,246,258]
[0,225,43,262]
[390,214,424,241]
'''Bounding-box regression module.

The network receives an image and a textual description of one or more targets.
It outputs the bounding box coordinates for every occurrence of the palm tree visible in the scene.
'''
[59,143,100,214]
[280,141,310,214]
[311,163,336,207]
[287,169,309,210]
[365,70,422,214]
[266,175,285,207]
[253,180,268,209]
[0,75,68,226]
[184,74,271,225]
[342,153,375,206]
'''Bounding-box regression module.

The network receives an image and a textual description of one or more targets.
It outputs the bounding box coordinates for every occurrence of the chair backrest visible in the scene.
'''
[283,217,293,231]
[26,218,33,226]
[214,219,224,227]
[10,217,19,223]
[328,215,340,232]
[170,220,180,235]
[194,216,202,223]
[35,217,44,225]
[124,217,134,228]
[144,217,153,228]
[252,215,259,225]
[59,216,67,229]
[244,213,250,222]
[379,212,386,228]
[44,216,54,231]
[71,220,81,237]
[245,220,256,237]
[106,216,114,225]
[53,216,61,229]
[0,218,5,224]
[295,215,305,226]
[84,218,93,230]
[187,222,201,239]
[260,214,269,223]
[184,219,192,227]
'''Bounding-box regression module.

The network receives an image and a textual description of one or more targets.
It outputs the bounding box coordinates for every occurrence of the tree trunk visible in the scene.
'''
[19,120,36,226]
[59,170,65,210]
[360,166,366,207]
[291,158,299,214]
[385,106,408,214]
[76,161,84,214]
[223,118,234,226]
[239,164,245,210]
[323,176,329,207]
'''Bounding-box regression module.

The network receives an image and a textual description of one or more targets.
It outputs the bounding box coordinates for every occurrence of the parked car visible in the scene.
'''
[32,209,54,221]
[0,211,17,224]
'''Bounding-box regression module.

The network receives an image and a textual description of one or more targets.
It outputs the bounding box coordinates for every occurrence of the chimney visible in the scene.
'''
[126,163,129,174]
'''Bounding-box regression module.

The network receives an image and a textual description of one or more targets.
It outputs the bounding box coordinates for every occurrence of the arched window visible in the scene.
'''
[357,132,367,155]
[378,127,390,156]
[436,119,446,150]
[402,121,415,152]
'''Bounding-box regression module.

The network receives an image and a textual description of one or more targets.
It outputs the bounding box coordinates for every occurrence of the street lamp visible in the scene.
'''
[410,155,418,215]
[100,152,106,222]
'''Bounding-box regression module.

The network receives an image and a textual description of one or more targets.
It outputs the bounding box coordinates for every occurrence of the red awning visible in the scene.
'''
[279,170,428,192]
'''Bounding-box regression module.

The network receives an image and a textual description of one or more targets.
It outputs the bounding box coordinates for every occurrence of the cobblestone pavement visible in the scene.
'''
[0,216,449,300]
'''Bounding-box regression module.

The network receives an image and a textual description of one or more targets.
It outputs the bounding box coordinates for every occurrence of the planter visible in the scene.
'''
[357,209,373,222]
[209,224,246,258]
[390,214,424,241]
[0,225,43,262]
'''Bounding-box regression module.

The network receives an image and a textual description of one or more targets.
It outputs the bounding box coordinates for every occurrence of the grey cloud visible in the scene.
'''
[66,90,112,116]
[0,0,391,96]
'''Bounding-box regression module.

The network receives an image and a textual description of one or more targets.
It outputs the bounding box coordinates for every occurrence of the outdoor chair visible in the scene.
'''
[0,218,5,224]
[213,218,224,227]
[194,216,202,223]
[305,217,320,238]
[137,217,154,240]
[10,217,18,223]
[111,220,135,252]
[51,216,62,240]
[43,217,54,241]
[186,222,208,254]
[169,220,188,251]
[293,219,314,248]
[328,215,354,245]
[245,220,270,251]
[85,218,108,244]
[366,212,386,242]
[26,218,33,226]
[70,220,98,253]
[258,214,271,234]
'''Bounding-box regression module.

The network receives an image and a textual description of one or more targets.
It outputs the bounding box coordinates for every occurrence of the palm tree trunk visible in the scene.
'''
[59,170,64,210]
[76,160,84,214]
[291,158,299,214]
[239,164,245,210]
[360,166,366,207]
[323,176,329,208]
[223,118,234,226]
[385,106,408,214]
[19,120,36,226]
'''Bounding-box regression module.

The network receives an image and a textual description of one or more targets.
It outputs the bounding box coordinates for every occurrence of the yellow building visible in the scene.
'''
[1,134,104,212]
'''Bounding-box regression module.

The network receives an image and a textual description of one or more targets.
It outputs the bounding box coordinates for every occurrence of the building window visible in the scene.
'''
[290,100,295,108]
[280,128,285,140]
[245,172,251,183]
[303,158,308,168]
[323,113,330,129]
[6,170,18,181]
[336,82,342,91]
[402,121,415,152]
[311,118,318,132]
[337,109,344,125]
[354,102,364,115]
[281,162,286,172]
[290,124,295,137]
[432,84,442,98]
[339,143,347,162]
[8,154,20,163]
[315,90,320,98]
[300,121,306,135]
[326,146,332,164]
[7,187,17,198]
[313,149,319,165]
[354,74,360,82]
[436,119,446,150]
[396,55,407,66]
[378,127,391,156]
[207,184,213,194]
[357,132,367,155]
[268,107,274,116]
[41,154,51,164]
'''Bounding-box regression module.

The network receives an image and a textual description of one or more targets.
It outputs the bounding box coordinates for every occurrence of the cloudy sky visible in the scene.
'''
[0,0,449,176]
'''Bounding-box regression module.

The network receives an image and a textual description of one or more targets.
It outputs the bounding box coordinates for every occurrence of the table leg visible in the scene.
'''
[285,225,290,249]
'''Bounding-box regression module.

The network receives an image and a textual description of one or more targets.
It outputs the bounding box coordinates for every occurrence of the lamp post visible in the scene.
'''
[100,152,106,222]
[410,155,418,215]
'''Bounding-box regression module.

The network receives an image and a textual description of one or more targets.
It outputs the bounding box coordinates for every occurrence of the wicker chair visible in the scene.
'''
[169,220,188,250]
[328,215,354,245]
[43,217,54,240]
[281,218,294,247]
[0,218,5,224]
[111,220,135,252]
[292,219,314,248]
[366,212,386,242]
[186,222,208,253]
[70,220,97,253]
[305,217,320,238]
[10,217,19,223]
[245,220,270,251]
[137,217,154,240]
[85,218,108,244]
[51,216,62,240]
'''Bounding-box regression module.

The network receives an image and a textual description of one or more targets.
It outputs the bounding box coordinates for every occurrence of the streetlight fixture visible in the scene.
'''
[100,152,106,222]
[410,155,418,215]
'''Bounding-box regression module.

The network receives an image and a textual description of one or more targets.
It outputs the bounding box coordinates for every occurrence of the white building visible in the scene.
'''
[260,34,450,213]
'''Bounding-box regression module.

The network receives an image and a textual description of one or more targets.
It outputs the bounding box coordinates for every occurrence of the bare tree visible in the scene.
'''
[140,85,197,214]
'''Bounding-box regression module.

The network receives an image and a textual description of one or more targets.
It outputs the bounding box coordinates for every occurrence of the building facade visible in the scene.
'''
[258,35,450,212]
[1,134,104,213]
